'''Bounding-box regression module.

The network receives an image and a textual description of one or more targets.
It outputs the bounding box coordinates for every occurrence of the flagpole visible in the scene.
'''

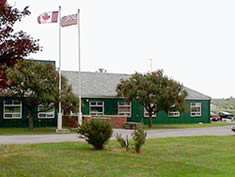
[57,6,62,131]
[78,9,82,126]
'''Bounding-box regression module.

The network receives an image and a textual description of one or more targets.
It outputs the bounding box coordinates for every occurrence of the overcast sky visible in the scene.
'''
[8,0,235,99]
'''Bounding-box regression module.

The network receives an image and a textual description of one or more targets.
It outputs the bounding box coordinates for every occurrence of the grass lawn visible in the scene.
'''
[0,136,234,177]
[144,122,235,130]
[0,122,235,135]
[0,127,77,136]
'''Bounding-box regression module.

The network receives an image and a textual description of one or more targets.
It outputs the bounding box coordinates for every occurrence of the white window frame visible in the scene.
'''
[144,107,157,117]
[168,111,180,118]
[190,103,201,117]
[38,104,55,119]
[89,101,104,116]
[118,102,132,117]
[4,100,22,119]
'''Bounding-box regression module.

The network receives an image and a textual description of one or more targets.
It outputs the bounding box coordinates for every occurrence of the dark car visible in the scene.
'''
[218,112,235,122]
[232,126,235,132]
[210,112,221,121]
[218,112,233,119]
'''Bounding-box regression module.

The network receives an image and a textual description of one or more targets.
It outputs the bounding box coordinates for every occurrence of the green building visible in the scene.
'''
[0,67,211,128]
[62,71,211,125]
[0,59,57,128]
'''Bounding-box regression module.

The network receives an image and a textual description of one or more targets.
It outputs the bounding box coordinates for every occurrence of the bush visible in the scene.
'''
[132,127,147,153]
[116,133,130,151]
[116,127,147,153]
[77,119,113,150]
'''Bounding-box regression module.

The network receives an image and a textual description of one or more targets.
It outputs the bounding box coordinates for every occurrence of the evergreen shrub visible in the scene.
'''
[77,119,113,150]
[132,127,147,153]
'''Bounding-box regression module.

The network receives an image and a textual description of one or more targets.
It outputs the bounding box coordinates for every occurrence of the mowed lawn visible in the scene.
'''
[0,122,235,135]
[0,136,234,177]
[144,122,235,130]
[0,127,76,135]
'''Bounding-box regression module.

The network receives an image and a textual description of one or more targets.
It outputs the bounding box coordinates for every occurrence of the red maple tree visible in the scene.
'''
[0,0,40,88]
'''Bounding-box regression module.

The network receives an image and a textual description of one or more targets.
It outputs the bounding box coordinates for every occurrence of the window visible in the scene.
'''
[144,107,157,117]
[90,101,104,115]
[4,100,22,119]
[168,111,180,118]
[118,102,131,117]
[190,103,201,117]
[38,104,55,119]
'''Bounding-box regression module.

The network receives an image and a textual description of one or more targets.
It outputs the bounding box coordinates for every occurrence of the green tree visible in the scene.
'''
[60,83,79,116]
[2,61,79,130]
[116,70,187,128]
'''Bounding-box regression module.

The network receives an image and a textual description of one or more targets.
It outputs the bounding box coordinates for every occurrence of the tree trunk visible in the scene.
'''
[149,116,153,128]
[28,111,34,130]
[136,146,141,153]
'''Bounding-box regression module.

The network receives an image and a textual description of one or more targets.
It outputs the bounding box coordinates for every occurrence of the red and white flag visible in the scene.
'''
[61,14,78,27]
[38,11,59,24]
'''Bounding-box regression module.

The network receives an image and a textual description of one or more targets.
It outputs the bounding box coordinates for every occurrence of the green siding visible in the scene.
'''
[0,97,57,128]
[0,60,57,127]
[82,98,210,125]
[0,96,210,128]
[82,98,124,115]
[128,100,145,123]
[143,100,210,125]
[25,59,56,66]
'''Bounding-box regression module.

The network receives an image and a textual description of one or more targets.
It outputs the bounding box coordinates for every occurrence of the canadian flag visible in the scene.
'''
[38,11,59,24]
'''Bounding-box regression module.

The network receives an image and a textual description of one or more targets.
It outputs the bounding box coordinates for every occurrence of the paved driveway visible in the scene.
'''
[0,126,234,145]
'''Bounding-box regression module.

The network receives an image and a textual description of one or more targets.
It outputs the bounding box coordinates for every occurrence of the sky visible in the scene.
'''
[7,0,235,99]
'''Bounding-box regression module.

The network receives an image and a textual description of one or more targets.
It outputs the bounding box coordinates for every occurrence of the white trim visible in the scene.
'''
[38,105,55,119]
[118,102,132,117]
[38,112,55,119]
[3,100,22,119]
[89,101,104,116]
[190,102,202,117]
[168,111,180,118]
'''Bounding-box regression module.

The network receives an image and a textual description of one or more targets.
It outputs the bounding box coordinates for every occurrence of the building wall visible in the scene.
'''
[0,59,57,128]
[0,96,210,128]
[25,59,56,66]
[82,98,211,124]
[142,100,210,124]
[0,97,57,128]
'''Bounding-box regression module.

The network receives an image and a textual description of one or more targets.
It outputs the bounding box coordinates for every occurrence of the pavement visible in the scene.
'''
[0,125,234,145]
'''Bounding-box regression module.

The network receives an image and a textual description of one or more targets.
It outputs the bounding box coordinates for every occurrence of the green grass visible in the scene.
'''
[0,122,235,135]
[0,136,234,177]
[0,127,77,135]
[145,122,235,130]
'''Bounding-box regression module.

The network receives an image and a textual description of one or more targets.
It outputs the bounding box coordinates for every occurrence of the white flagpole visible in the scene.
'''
[57,6,62,131]
[150,58,153,72]
[78,9,82,126]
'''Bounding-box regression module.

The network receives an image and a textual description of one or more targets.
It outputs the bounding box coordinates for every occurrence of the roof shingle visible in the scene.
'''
[62,71,210,100]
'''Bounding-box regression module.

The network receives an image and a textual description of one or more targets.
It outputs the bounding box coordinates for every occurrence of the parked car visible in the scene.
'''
[210,112,221,121]
[218,112,234,119]
[218,112,235,122]
[232,126,235,132]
